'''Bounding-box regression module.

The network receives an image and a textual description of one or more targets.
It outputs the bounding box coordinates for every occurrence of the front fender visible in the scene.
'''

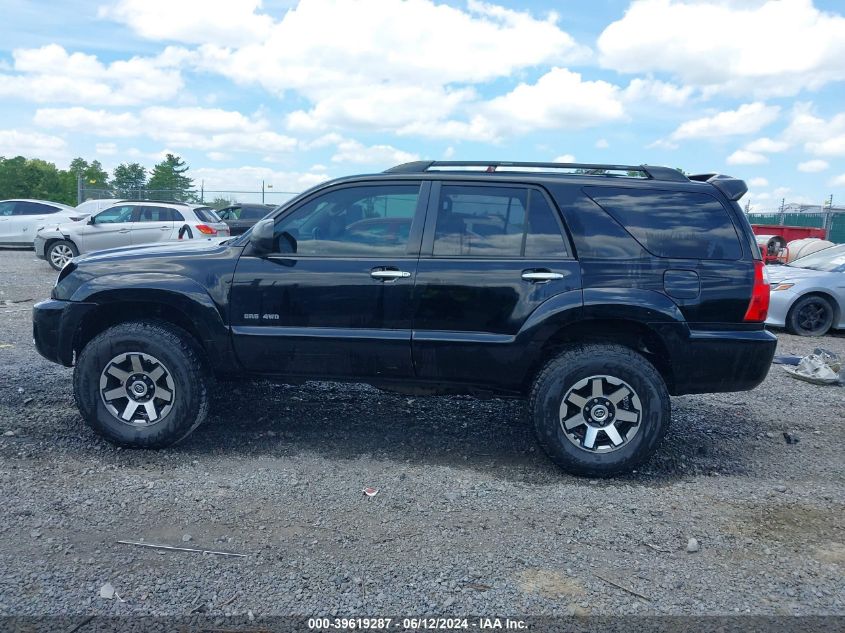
[68,273,235,371]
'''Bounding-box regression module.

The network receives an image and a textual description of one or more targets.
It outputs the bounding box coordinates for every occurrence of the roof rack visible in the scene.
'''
[119,199,194,206]
[385,161,689,183]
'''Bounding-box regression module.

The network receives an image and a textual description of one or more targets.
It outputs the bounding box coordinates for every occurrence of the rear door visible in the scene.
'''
[80,204,136,252]
[230,181,427,378]
[9,201,62,244]
[130,206,178,245]
[411,181,581,388]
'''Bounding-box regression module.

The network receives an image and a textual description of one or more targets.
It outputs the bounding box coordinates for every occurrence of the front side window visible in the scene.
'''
[432,185,568,258]
[0,201,15,216]
[273,184,420,256]
[94,205,135,224]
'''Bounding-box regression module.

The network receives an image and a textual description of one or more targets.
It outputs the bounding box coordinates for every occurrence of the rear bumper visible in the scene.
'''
[33,299,97,366]
[664,328,777,395]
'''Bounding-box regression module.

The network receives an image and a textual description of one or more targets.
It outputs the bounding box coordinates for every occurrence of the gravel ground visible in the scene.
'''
[0,247,843,619]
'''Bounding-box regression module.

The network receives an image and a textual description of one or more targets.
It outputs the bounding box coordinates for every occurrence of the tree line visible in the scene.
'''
[0,153,195,206]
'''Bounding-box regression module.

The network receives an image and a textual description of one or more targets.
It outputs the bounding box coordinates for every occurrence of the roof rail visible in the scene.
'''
[385,160,689,182]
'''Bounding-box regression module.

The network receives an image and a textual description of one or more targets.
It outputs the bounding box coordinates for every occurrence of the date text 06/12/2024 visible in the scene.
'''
[307,618,527,630]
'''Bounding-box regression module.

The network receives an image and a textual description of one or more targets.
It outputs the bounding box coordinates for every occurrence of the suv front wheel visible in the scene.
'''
[73,320,210,448]
[530,344,670,476]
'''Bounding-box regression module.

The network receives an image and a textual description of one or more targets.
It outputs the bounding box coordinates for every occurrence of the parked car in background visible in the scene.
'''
[34,201,229,270]
[0,199,88,247]
[75,198,127,217]
[767,243,845,336]
[218,203,276,236]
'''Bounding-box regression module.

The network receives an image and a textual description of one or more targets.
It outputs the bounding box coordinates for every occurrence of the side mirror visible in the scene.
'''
[249,218,275,255]
[87,216,96,225]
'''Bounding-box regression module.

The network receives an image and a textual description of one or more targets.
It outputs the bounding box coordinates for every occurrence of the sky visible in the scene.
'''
[1,0,845,210]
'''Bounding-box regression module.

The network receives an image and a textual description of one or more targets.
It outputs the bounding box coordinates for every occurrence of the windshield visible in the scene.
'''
[788,243,845,272]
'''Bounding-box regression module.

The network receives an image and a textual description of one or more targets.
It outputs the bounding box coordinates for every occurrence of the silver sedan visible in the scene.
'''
[766,243,845,336]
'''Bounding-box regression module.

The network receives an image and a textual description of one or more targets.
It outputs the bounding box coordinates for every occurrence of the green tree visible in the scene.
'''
[0,156,76,205]
[147,154,194,201]
[70,157,110,198]
[209,196,234,210]
[112,162,147,197]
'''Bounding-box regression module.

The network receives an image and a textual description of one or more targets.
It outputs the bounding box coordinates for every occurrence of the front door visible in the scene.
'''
[0,201,16,243]
[412,182,582,390]
[230,181,428,378]
[81,204,136,252]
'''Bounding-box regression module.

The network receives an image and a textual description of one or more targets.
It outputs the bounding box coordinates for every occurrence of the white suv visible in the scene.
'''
[0,199,88,246]
[34,201,230,270]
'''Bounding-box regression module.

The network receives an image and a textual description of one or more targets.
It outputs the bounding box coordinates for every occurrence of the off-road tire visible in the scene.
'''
[530,344,670,477]
[73,320,210,448]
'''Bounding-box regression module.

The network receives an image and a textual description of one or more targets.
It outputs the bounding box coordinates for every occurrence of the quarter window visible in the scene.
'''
[585,187,742,260]
[432,185,568,258]
[273,184,420,256]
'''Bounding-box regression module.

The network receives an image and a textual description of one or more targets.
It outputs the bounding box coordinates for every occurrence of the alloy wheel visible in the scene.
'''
[559,375,642,453]
[98,352,176,426]
[50,244,74,269]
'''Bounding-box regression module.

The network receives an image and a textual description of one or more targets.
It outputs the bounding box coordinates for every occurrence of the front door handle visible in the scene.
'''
[371,269,411,280]
[118,229,131,234]
[521,270,564,282]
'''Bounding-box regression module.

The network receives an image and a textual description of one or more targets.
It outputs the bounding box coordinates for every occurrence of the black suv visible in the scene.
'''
[33,161,776,476]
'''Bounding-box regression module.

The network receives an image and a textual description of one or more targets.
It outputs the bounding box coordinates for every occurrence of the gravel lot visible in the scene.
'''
[0,247,843,619]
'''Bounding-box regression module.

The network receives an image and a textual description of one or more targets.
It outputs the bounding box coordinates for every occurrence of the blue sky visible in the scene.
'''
[2,0,845,210]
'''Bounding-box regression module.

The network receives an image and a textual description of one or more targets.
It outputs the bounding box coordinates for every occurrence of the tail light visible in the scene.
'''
[195,224,216,235]
[743,260,770,322]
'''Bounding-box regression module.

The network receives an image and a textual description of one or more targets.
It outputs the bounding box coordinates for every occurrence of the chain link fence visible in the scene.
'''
[746,204,845,244]
[78,187,302,208]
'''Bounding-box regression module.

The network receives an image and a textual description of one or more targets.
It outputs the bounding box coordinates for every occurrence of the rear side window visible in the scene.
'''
[13,201,58,215]
[433,185,568,258]
[195,207,221,223]
[241,206,271,220]
[136,206,182,222]
[585,187,742,260]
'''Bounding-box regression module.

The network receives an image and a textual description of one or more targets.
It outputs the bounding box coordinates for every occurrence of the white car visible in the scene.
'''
[0,199,88,246]
[766,243,845,336]
[34,201,230,270]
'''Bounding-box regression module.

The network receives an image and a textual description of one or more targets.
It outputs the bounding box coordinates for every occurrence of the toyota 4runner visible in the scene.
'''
[33,161,777,476]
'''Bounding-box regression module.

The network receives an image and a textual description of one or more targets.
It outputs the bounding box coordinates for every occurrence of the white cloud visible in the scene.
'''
[798,159,829,173]
[727,150,768,166]
[783,104,845,157]
[671,103,780,140]
[595,139,609,149]
[101,0,273,46]
[34,106,298,155]
[0,44,186,106]
[95,143,118,156]
[598,0,845,97]
[744,137,789,153]
[330,139,419,166]
[831,173,845,187]
[553,154,576,163]
[647,138,679,150]
[0,129,67,162]
[748,177,769,188]
[191,165,330,195]
[623,77,693,106]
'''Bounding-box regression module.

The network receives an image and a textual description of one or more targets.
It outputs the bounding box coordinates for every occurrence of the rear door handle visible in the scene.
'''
[521,270,564,282]
[118,229,131,234]
[371,269,411,280]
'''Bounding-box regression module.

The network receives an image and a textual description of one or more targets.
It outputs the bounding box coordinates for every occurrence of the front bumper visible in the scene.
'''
[33,235,48,259]
[33,299,97,366]
[765,290,797,328]
[657,326,778,395]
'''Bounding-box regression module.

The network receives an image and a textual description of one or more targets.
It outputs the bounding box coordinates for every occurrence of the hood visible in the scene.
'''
[766,264,839,284]
[77,237,235,264]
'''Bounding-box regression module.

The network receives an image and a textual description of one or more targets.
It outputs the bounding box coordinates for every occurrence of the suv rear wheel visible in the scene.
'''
[530,344,670,476]
[73,320,210,448]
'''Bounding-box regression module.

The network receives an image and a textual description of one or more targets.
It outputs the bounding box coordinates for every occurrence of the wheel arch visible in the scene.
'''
[787,290,841,331]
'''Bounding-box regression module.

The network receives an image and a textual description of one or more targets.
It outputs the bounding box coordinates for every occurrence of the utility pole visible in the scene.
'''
[261,180,264,204]
[201,179,205,204]
[778,198,785,225]
[77,173,83,205]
